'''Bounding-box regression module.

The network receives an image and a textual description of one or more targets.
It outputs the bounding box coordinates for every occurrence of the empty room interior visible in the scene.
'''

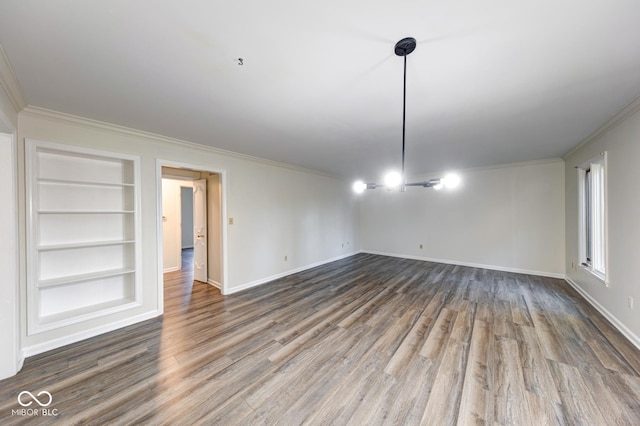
[1,1,640,424]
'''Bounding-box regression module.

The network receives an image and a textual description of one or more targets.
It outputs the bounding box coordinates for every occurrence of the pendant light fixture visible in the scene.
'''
[352,37,460,193]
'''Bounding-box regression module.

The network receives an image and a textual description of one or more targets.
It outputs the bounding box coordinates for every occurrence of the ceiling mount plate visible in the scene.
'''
[394,37,417,56]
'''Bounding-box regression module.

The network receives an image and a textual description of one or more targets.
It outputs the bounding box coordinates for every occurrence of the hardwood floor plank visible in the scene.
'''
[616,372,640,419]
[493,337,532,425]
[457,320,494,425]
[386,356,439,425]
[579,369,639,425]
[420,308,458,360]
[244,325,353,409]
[524,391,567,426]
[384,312,433,377]
[517,325,562,404]
[588,312,640,375]
[420,338,468,425]
[302,350,389,425]
[337,285,391,329]
[296,327,389,424]
[549,360,608,425]
[1,252,639,425]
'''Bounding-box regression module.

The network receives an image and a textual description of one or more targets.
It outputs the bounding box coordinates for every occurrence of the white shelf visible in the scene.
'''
[26,139,142,335]
[37,268,136,289]
[39,298,137,326]
[37,178,135,188]
[38,240,135,251]
[37,210,135,215]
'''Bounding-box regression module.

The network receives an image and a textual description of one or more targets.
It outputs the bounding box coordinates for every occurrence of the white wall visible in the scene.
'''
[161,179,195,270]
[361,160,566,277]
[0,132,20,380]
[17,107,360,353]
[0,87,17,132]
[0,48,20,132]
[181,186,194,249]
[564,99,640,346]
[0,45,22,379]
[162,178,184,272]
[227,157,360,291]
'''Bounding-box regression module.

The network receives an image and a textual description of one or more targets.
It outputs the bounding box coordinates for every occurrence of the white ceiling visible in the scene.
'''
[1,1,639,179]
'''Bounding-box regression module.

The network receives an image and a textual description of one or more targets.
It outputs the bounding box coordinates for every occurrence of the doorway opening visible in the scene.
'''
[157,161,227,309]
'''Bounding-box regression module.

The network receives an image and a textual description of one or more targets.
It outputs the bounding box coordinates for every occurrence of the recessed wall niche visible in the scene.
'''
[26,140,142,334]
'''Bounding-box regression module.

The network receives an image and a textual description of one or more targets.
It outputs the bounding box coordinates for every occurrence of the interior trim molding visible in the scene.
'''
[361,250,565,279]
[207,279,222,290]
[0,43,26,112]
[227,251,360,295]
[564,277,640,351]
[563,93,640,160]
[406,157,565,183]
[20,106,339,179]
[22,310,161,358]
[163,266,180,274]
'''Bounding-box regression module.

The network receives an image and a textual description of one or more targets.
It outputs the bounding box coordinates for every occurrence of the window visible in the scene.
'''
[579,153,607,282]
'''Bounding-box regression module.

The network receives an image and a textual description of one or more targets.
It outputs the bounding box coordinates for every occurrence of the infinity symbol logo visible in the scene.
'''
[18,391,53,407]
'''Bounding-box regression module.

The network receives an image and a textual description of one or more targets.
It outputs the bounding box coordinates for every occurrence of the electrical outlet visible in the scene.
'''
[629,296,634,310]
[228,217,234,225]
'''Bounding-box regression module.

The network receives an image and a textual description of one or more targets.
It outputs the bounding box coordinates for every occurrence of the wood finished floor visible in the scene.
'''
[2,252,640,425]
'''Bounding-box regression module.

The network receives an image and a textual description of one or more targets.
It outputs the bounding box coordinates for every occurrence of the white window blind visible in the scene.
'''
[579,153,606,282]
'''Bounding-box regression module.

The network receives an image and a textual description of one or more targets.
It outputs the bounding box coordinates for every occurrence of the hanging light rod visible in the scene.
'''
[352,37,461,194]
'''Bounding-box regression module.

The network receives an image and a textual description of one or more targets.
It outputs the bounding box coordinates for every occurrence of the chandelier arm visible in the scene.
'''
[405,179,441,188]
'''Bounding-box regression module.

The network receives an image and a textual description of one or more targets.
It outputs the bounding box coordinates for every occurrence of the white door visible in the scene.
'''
[193,179,207,282]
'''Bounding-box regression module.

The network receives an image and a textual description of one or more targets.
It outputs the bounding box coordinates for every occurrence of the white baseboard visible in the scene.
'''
[564,277,640,351]
[22,310,161,357]
[207,279,221,290]
[361,250,565,279]
[225,251,359,295]
[0,352,23,381]
[163,266,180,273]
[17,353,24,374]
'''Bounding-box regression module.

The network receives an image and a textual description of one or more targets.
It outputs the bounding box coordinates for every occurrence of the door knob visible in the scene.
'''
[197,234,205,238]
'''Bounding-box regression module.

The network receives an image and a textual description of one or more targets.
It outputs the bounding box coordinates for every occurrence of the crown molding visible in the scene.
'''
[403,157,564,183]
[563,93,640,160]
[20,106,340,179]
[458,157,564,173]
[0,43,27,112]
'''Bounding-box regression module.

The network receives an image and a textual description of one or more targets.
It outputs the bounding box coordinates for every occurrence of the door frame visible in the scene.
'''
[156,160,228,312]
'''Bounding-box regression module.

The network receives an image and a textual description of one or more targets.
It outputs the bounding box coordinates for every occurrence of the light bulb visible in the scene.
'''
[442,173,461,189]
[384,171,402,188]
[352,180,367,194]
[433,182,443,190]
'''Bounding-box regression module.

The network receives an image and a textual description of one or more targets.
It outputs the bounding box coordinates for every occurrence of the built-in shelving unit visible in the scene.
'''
[26,140,142,334]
